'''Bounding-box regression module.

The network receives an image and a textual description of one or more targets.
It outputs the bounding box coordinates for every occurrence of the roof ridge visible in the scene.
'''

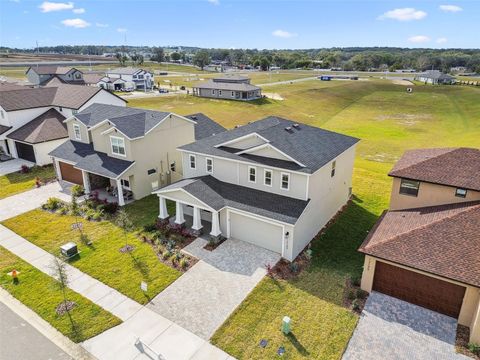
[389,148,457,174]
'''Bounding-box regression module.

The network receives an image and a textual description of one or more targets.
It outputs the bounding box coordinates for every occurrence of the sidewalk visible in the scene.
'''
[0,225,234,360]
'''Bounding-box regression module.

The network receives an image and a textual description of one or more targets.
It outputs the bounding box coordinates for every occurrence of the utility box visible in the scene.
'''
[60,242,78,258]
[282,316,291,334]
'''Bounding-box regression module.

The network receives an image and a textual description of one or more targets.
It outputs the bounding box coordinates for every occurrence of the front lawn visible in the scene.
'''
[0,246,121,342]
[0,165,56,199]
[123,194,175,230]
[1,208,181,304]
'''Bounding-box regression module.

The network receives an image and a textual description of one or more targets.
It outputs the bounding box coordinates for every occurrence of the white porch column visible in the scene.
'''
[158,196,169,219]
[81,170,90,194]
[54,159,62,181]
[210,211,221,237]
[192,206,203,231]
[116,178,125,206]
[175,202,185,225]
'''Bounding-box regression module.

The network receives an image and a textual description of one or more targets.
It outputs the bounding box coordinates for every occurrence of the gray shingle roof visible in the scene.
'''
[28,66,78,75]
[7,108,67,144]
[185,113,226,140]
[195,80,260,91]
[49,140,134,179]
[157,175,309,224]
[180,116,359,174]
[0,125,12,135]
[107,67,146,75]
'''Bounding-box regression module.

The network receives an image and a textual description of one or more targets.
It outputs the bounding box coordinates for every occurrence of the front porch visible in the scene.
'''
[81,171,134,206]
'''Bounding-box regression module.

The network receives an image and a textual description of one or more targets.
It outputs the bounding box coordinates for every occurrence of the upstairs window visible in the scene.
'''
[206,158,213,174]
[248,166,256,183]
[331,161,336,177]
[111,136,126,156]
[73,124,81,140]
[399,179,420,197]
[189,154,196,169]
[281,173,290,190]
[264,169,272,186]
[170,162,176,172]
[455,188,467,198]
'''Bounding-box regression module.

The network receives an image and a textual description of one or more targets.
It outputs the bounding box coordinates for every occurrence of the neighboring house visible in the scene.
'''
[83,73,105,87]
[100,68,153,91]
[49,104,225,205]
[26,66,84,86]
[192,75,262,101]
[359,148,480,344]
[0,85,126,165]
[414,70,456,85]
[154,117,359,261]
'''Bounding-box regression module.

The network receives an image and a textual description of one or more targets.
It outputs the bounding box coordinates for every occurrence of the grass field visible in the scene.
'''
[0,165,56,199]
[0,246,121,342]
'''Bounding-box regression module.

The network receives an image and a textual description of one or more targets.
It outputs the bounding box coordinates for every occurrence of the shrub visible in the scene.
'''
[92,210,103,221]
[288,262,299,273]
[103,201,118,214]
[71,185,85,197]
[351,276,361,287]
[84,208,96,220]
[56,207,68,215]
[169,253,178,264]
[42,197,60,211]
[179,258,188,269]
[20,164,30,174]
[468,343,480,356]
[356,289,368,300]
[170,234,185,245]
[352,299,360,311]
[161,250,171,260]
[347,290,356,301]
[143,224,157,233]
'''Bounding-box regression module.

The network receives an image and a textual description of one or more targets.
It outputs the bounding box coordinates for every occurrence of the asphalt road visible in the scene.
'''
[0,302,71,360]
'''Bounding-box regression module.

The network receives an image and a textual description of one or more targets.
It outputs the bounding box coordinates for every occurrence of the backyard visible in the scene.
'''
[0,165,56,199]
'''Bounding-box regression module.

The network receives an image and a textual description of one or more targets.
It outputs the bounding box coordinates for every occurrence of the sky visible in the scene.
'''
[0,0,478,49]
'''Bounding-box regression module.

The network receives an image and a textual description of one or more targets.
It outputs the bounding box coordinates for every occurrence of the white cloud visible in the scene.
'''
[39,1,74,13]
[61,18,90,28]
[96,23,108,28]
[72,8,85,14]
[408,35,431,43]
[436,37,448,44]
[117,28,127,33]
[207,0,219,5]
[439,5,462,12]
[378,8,427,21]
[272,29,297,38]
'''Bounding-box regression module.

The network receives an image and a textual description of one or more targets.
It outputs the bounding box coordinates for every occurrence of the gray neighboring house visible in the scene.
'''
[192,75,262,101]
[100,67,153,91]
[154,117,359,261]
[49,104,225,205]
[26,66,85,86]
[414,70,456,85]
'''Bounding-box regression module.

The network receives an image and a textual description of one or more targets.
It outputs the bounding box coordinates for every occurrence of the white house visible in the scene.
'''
[0,84,126,165]
[99,68,153,91]
[154,117,359,261]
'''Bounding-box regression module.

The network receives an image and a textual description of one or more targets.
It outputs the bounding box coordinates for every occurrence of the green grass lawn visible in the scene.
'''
[1,204,181,304]
[0,246,121,342]
[0,165,56,199]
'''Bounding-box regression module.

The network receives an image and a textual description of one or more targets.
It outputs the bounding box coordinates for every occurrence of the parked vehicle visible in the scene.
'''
[159,88,169,93]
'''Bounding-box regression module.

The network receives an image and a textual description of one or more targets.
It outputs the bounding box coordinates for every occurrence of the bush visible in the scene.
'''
[347,290,356,301]
[288,262,299,273]
[56,207,68,215]
[356,289,368,300]
[71,185,85,197]
[352,299,360,311]
[351,276,361,287]
[143,224,157,233]
[103,202,119,214]
[161,250,171,260]
[20,164,30,174]
[169,253,178,264]
[179,258,188,269]
[468,343,480,356]
[84,208,97,220]
[42,197,60,211]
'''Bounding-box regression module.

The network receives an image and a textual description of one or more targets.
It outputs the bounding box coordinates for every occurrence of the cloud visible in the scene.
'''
[96,22,108,28]
[408,35,431,43]
[378,8,427,21]
[39,1,74,12]
[61,18,90,28]
[439,4,462,12]
[207,0,219,4]
[436,37,448,44]
[117,28,127,33]
[72,8,85,14]
[272,29,297,38]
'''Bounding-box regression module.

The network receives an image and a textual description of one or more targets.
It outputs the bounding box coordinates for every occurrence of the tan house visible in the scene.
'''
[359,148,480,344]
[49,104,225,205]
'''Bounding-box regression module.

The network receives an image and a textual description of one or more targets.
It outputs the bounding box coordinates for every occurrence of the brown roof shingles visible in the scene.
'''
[389,148,480,191]
[359,201,480,287]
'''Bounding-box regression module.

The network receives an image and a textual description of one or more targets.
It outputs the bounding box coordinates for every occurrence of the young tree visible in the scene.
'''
[115,209,134,250]
[50,257,76,333]
[193,50,210,70]
[170,52,181,62]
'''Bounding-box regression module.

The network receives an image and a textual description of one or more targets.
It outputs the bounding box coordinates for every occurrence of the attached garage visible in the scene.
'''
[59,161,83,185]
[15,142,36,163]
[229,211,283,254]
[373,261,466,318]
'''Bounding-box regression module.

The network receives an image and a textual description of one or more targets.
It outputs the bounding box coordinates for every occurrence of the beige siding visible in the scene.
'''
[66,118,90,143]
[389,178,480,210]
[246,145,293,161]
[33,138,68,165]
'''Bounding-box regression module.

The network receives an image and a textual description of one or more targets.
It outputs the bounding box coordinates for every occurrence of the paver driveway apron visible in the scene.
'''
[148,238,281,340]
[343,292,470,360]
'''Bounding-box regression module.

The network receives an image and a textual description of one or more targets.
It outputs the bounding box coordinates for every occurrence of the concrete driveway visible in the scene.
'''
[0,158,35,176]
[343,292,470,360]
[147,238,281,340]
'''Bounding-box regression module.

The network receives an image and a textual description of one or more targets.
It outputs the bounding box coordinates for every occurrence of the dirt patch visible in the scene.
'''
[119,244,135,253]
[364,153,399,163]
[376,113,432,121]
[392,79,414,86]
[456,325,480,359]
[263,92,284,100]
[56,301,77,315]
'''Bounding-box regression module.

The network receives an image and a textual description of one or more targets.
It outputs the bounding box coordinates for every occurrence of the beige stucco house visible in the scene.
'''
[359,148,480,344]
[49,105,225,205]
[154,117,359,261]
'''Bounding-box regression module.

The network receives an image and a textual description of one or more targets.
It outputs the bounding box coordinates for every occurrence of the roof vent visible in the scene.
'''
[234,125,241,128]
[285,126,293,132]
[191,115,197,120]
[292,123,300,129]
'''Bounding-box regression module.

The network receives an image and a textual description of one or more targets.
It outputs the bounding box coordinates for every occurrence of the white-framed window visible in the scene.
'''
[73,124,81,140]
[264,169,272,186]
[206,157,213,174]
[231,91,235,97]
[219,90,222,96]
[331,160,336,177]
[281,172,290,190]
[189,154,196,169]
[248,166,256,183]
[455,188,467,198]
[121,179,130,189]
[110,136,126,156]
[212,89,216,95]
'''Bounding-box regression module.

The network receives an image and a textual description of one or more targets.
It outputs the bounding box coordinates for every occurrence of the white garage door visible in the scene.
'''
[229,212,283,254]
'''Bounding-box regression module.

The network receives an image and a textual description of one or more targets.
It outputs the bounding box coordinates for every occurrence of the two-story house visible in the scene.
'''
[359,148,480,344]
[99,68,153,91]
[26,66,85,86]
[153,116,359,261]
[49,104,225,205]
[0,84,126,165]
[192,75,262,101]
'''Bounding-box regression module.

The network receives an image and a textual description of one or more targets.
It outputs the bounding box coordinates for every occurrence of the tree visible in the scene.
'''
[170,52,181,61]
[50,257,77,335]
[193,50,211,70]
[152,47,165,63]
[115,52,127,66]
[260,57,270,71]
[115,209,134,251]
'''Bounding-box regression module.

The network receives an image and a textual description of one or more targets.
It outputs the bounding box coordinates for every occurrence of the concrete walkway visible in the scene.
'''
[343,292,470,360]
[0,181,72,221]
[148,238,281,340]
[0,158,35,176]
[0,225,233,360]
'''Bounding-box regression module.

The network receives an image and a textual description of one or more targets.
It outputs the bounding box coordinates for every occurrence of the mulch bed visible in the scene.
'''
[456,325,480,359]
[343,277,368,314]
[203,236,227,251]
[267,252,311,280]
[56,301,77,315]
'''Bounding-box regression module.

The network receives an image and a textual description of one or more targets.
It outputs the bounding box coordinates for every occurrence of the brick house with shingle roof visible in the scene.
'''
[359,148,480,344]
